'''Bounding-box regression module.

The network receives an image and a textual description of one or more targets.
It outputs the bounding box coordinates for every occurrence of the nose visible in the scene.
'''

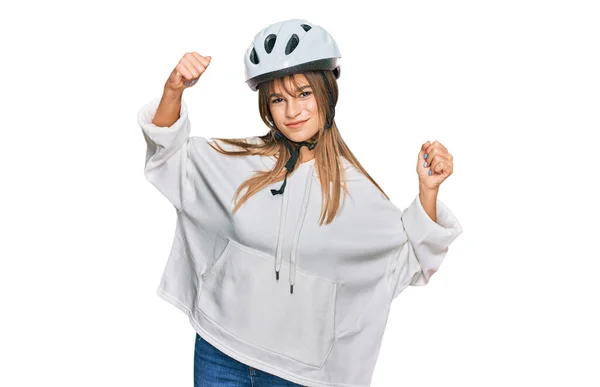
[285,98,301,118]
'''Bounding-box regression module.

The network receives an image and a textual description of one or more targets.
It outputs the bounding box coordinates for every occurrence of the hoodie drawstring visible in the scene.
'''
[289,162,314,294]
[274,180,289,280]
[271,131,316,294]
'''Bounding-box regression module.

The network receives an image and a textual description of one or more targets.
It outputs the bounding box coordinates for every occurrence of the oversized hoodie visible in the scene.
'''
[138,97,463,387]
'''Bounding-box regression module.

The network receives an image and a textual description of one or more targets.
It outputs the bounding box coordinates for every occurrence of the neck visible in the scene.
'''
[299,147,315,163]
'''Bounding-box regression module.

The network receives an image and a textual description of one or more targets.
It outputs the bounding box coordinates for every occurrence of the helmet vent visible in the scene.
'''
[285,34,299,55]
[249,47,259,64]
[264,34,277,54]
[300,24,312,32]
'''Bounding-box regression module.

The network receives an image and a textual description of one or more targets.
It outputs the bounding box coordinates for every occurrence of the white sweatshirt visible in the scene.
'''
[138,97,463,387]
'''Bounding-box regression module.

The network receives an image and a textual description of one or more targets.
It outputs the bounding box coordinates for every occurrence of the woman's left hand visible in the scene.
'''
[417,140,454,191]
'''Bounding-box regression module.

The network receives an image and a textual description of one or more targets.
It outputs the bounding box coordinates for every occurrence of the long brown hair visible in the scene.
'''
[209,70,389,225]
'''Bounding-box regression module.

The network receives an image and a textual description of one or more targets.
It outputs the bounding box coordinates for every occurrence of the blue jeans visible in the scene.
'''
[194,333,306,387]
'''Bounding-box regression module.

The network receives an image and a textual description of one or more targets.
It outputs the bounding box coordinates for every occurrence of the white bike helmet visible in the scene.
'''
[244,19,341,91]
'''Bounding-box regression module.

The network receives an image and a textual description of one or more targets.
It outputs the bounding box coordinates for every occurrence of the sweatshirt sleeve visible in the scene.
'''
[391,194,463,299]
[138,98,196,212]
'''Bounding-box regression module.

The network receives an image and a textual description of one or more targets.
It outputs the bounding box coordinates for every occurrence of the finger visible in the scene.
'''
[427,154,449,169]
[421,141,430,153]
[419,148,435,174]
[424,140,448,158]
[432,160,445,175]
[423,146,437,164]
[431,140,447,152]
[430,155,452,176]
[184,52,208,75]
[426,148,451,165]
[176,62,195,80]
[181,57,203,79]
[424,142,435,159]
[191,52,211,67]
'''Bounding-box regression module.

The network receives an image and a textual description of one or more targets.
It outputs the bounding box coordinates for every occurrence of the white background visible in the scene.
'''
[1,0,598,386]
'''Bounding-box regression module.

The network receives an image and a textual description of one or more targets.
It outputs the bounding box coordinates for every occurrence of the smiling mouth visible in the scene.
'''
[287,119,309,127]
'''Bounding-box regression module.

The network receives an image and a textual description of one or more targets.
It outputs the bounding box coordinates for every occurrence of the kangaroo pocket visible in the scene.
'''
[196,237,337,368]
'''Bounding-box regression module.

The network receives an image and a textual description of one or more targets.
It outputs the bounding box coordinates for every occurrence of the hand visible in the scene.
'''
[417,140,454,191]
[165,52,211,93]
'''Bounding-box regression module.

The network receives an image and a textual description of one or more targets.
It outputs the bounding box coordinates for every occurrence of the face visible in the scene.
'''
[268,74,320,143]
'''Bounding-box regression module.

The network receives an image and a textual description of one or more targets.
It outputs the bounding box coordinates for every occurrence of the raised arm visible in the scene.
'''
[138,52,211,211]
[153,52,212,126]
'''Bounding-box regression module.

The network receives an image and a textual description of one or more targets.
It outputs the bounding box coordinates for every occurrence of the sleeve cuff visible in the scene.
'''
[399,194,463,286]
[401,193,463,249]
[137,97,190,150]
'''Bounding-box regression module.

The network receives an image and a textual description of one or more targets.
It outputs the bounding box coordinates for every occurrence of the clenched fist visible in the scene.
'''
[417,140,454,191]
[165,52,212,93]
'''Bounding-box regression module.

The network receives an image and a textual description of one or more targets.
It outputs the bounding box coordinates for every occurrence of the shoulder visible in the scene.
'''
[189,135,275,171]
[334,157,366,181]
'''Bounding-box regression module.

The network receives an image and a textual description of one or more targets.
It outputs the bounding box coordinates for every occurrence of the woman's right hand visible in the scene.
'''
[165,52,212,93]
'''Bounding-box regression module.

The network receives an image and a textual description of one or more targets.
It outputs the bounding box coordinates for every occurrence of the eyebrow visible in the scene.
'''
[269,85,312,99]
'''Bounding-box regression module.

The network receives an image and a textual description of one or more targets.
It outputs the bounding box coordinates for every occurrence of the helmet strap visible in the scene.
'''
[270,131,315,196]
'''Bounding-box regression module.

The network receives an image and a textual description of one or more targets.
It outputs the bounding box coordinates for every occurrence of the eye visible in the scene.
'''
[270,91,311,104]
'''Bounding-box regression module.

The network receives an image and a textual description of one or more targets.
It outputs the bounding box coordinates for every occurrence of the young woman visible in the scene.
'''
[138,19,463,387]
